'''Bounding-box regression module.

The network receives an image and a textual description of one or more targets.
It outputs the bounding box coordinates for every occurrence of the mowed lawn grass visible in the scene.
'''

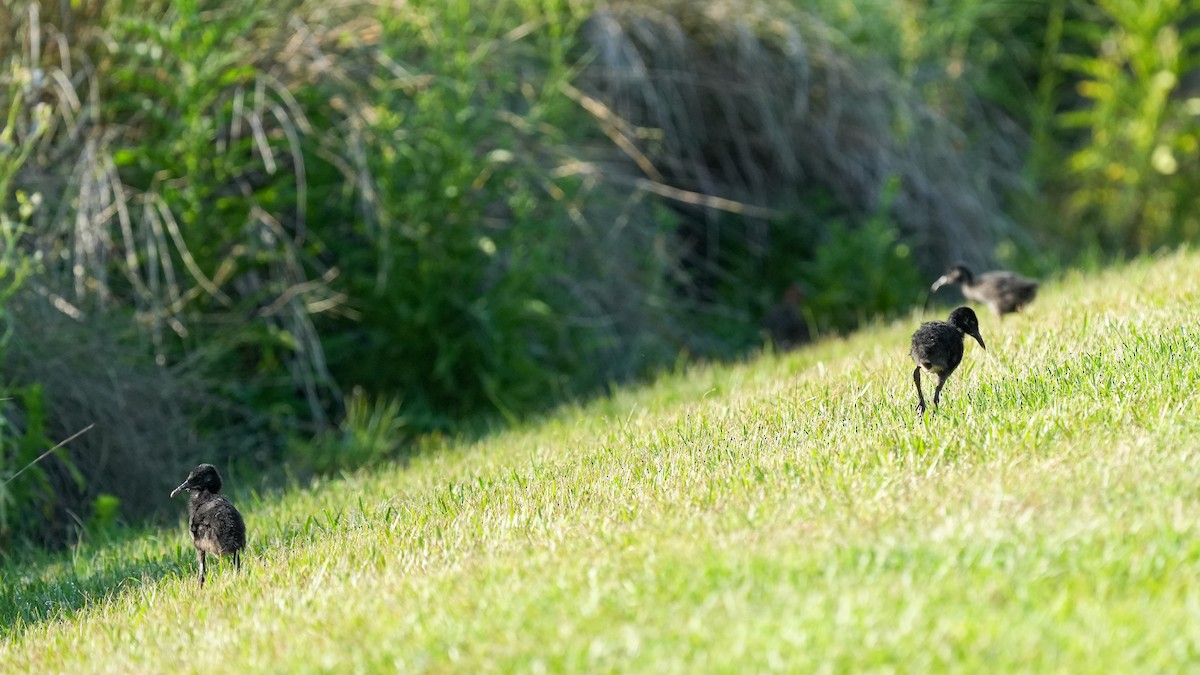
[3,250,1200,672]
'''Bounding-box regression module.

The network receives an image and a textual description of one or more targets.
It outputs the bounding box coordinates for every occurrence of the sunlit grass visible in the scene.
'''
[2,249,1199,672]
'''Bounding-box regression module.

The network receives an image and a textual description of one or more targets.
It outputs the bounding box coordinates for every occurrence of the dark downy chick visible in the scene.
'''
[761,284,811,350]
[170,464,246,587]
[931,264,1038,317]
[910,306,986,415]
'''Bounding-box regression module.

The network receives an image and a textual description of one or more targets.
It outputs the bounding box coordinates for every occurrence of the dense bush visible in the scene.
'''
[318,0,625,421]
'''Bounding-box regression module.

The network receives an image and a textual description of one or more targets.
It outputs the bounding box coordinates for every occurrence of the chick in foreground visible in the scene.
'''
[170,463,246,587]
[910,306,986,415]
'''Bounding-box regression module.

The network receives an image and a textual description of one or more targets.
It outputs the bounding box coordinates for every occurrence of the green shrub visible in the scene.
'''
[300,388,408,475]
[801,186,923,333]
[85,493,122,538]
[1051,0,1200,251]
[319,0,665,421]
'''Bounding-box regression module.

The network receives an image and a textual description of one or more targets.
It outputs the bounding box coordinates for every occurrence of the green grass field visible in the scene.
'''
[2,250,1199,672]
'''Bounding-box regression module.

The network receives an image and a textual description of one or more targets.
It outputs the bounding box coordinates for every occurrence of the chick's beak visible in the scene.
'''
[970,331,987,350]
[931,275,951,292]
[169,481,191,499]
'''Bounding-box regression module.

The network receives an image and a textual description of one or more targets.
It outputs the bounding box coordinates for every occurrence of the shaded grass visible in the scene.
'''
[2,249,1199,671]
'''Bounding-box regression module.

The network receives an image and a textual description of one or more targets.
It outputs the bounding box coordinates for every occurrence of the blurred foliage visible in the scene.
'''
[1051,0,1200,250]
[1,58,81,549]
[0,384,85,548]
[86,493,123,537]
[800,182,923,334]
[299,388,409,475]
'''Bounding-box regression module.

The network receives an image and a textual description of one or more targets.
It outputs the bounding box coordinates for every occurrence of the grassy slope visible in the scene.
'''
[3,250,1200,672]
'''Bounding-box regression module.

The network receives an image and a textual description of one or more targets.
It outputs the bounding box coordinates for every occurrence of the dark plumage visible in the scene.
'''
[931,264,1038,316]
[910,306,986,415]
[170,464,246,587]
[762,284,811,350]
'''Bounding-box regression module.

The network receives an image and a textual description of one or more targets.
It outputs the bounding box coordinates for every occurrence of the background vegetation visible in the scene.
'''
[1,0,1199,545]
